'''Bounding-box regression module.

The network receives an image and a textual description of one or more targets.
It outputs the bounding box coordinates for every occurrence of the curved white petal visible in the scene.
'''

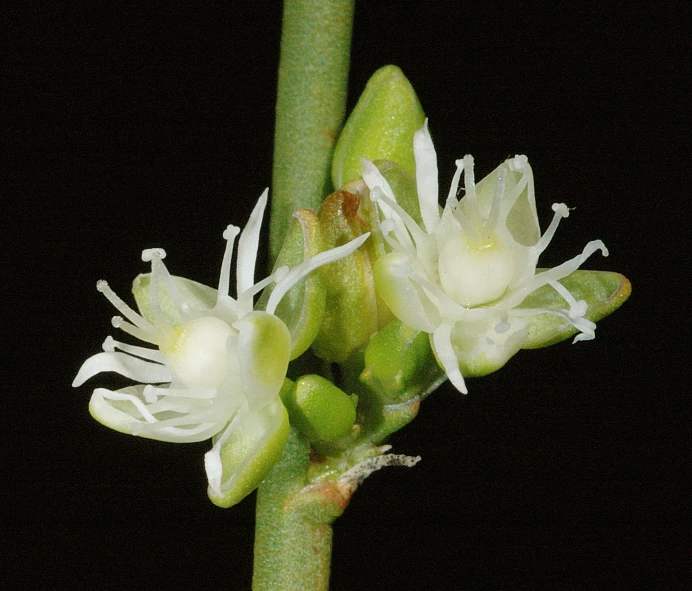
[374,253,439,332]
[73,351,171,387]
[236,189,268,296]
[432,322,467,394]
[265,233,370,315]
[413,119,440,234]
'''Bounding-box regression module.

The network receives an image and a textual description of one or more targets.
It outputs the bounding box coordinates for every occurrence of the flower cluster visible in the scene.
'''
[73,190,368,504]
[363,121,608,393]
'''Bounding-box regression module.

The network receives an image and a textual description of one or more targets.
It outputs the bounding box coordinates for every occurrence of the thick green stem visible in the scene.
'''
[270,0,355,263]
[253,429,347,591]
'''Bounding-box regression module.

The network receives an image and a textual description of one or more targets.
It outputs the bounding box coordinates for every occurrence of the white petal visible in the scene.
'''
[373,253,439,332]
[236,189,268,296]
[73,351,171,387]
[413,120,440,234]
[265,233,370,315]
[432,322,468,394]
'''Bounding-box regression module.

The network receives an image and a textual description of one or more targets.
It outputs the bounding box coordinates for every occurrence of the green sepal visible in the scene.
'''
[311,191,381,362]
[356,393,421,447]
[521,270,632,348]
[207,397,290,509]
[258,209,327,360]
[282,375,357,442]
[332,65,425,190]
[372,159,423,227]
[361,319,444,403]
[132,273,216,325]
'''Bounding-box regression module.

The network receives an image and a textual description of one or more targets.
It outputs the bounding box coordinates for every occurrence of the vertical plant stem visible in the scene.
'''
[253,429,346,591]
[270,0,355,263]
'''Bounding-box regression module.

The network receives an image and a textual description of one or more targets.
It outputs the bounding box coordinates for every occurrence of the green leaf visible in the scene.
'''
[332,65,425,189]
[520,270,632,349]
[258,210,327,360]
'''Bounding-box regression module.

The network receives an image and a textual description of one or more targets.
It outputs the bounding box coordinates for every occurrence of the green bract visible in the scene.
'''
[332,65,425,189]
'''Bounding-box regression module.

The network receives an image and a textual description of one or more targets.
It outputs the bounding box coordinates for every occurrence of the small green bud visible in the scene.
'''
[362,319,443,402]
[332,65,425,189]
[311,191,382,362]
[282,375,357,442]
[258,209,326,360]
[372,159,423,227]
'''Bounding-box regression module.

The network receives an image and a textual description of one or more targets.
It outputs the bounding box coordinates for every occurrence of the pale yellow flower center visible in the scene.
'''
[438,230,514,307]
[161,316,236,389]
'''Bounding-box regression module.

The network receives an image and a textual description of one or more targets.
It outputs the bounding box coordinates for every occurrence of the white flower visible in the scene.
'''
[73,189,369,500]
[362,120,608,394]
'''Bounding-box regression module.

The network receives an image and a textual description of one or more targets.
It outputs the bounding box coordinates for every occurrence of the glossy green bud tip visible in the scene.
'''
[332,65,425,189]
[282,375,357,442]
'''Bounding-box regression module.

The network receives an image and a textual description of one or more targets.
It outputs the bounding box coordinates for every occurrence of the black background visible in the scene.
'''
[4,2,688,589]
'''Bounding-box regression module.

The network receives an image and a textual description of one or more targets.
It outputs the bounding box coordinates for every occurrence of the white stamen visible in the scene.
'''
[548,280,588,319]
[97,280,155,332]
[102,336,166,364]
[510,154,528,170]
[95,388,159,423]
[533,203,570,255]
[483,166,506,239]
[237,266,289,315]
[218,225,241,301]
[141,248,166,262]
[73,351,171,387]
[266,233,370,315]
[444,159,465,211]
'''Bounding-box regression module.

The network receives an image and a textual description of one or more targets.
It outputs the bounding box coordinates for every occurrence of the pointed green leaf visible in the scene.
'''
[332,65,425,189]
[520,270,631,349]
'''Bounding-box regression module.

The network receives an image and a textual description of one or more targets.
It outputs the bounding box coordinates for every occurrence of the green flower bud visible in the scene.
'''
[282,375,357,442]
[362,319,444,403]
[258,209,326,360]
[332,65,425,189]
[311,191,386,363]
